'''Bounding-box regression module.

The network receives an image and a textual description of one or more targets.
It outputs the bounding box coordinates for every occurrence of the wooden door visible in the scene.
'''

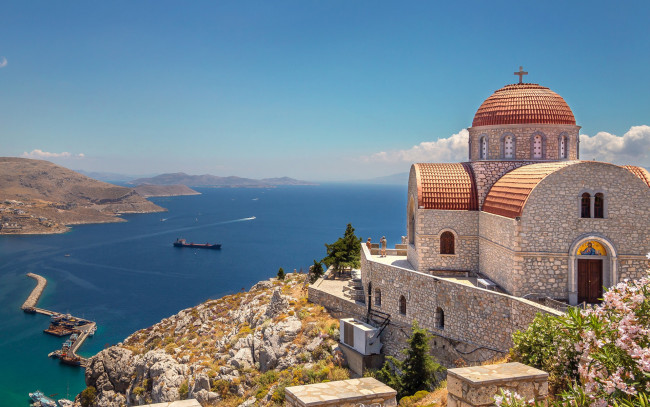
[578,259,603,303]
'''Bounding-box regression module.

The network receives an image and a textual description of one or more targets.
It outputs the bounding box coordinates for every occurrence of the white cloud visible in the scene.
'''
[0,57,7,68]
[22,149,85,159]
[363,129,469,163]
[580,125,650,166]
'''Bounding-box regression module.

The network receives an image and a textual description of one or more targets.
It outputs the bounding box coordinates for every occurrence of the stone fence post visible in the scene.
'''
[447,362,548,407]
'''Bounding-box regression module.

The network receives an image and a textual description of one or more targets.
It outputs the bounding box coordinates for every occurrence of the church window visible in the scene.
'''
[479,136,488,159]
[559,135,568,159]
[594,193,604,218]
[375,288,382,306]
[440,231,455,255]
[504,135,514,159]
[533,134,543,158]
[435,307,444,330]
[409,214,415,245]
[581,193,591,218]
[399,295,406,315]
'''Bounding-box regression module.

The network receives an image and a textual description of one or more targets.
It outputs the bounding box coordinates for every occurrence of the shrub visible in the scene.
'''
[511,312,579,393]
[178,380,189,400]
[80,386,97,407]
[277,267,285,280]
[505,271,650,407]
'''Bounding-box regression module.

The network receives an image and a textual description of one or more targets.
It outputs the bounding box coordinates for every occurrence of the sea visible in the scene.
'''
[0,184,406,406]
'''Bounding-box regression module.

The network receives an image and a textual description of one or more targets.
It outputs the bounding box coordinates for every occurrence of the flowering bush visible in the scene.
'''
[508,270,650,407]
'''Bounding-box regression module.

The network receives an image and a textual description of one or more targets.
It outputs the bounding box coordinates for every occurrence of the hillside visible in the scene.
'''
[78,273,346,406]
[134,184,201,197]
[129,173,317,187]
[0,157,164,234]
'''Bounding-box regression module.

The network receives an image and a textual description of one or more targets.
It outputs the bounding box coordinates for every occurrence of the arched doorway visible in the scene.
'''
[568,236,617,305]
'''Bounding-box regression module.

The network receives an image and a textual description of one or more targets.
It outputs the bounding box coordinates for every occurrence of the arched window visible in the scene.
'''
[479,136,488,159]
[559,135,568,159]
[440,231,455,255]
[399,295,406,315]
[594,193,604,218]
[435,307,444,329]
[408,214,415,245]
[374,288,382,306]
[581,193,591,218]
[533,134,543,158]
[503,135,514,159]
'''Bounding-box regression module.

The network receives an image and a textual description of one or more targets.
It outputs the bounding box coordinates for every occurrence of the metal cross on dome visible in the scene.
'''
[514,66,528,84]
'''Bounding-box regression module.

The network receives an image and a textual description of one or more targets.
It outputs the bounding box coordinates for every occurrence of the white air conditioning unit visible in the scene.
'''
[339,318,382,355]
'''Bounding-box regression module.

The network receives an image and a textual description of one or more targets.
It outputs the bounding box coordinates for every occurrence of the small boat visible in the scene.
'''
[160,218,167,222]
[88,325,97,336]
[64,254,71,257]
[29,390,57,407]
[173,238,221,250]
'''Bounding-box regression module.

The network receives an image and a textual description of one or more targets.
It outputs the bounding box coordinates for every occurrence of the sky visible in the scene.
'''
[1,1,649,181]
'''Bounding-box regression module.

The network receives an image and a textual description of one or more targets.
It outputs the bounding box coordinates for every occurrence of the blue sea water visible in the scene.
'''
[0,184,406,406]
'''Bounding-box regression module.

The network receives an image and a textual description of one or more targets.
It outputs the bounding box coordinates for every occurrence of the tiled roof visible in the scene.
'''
[623,165,650,188]
[472,83,576,127]
[414,163,478,210]
[482,161,577,218]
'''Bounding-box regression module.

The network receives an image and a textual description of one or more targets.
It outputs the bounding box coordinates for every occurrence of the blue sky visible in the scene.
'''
[1,1,649,181]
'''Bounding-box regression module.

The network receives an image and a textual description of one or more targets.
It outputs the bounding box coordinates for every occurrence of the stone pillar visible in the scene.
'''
[447,362,548,407]
[285,378,397,407]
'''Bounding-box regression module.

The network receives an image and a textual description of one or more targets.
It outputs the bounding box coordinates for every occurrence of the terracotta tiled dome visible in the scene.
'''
[472,83,576,127]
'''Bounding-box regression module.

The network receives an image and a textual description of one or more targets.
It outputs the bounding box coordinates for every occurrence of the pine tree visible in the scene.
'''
[309,260,324,283]
[277,267,285,280]
[375,321,444,399]
[322,223,362,275]
[400,321,443,396]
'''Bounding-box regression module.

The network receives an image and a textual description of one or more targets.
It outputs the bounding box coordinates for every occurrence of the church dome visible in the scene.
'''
[472,83,576,127]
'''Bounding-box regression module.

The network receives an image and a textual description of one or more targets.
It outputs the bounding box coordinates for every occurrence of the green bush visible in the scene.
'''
[178,380,189,400]
[277,267,285,280]
[80,386,97,407]
[510,312,580,393]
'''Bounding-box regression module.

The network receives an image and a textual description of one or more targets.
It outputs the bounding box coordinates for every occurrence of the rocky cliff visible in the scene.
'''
[79,274,346,407]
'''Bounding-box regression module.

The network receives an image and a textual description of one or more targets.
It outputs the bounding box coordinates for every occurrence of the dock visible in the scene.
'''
[22,273,95,367]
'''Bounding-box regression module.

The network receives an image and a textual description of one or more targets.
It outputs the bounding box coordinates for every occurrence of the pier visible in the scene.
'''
[22,273,95,367]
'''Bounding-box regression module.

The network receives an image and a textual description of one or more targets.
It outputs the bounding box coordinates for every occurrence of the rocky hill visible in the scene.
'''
[79,274,346,407]
[134,184,201,197]
[0,157,164,234]
[129,173,317,188]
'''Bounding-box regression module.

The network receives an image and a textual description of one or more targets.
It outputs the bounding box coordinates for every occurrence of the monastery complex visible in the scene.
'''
[310,68,650,364]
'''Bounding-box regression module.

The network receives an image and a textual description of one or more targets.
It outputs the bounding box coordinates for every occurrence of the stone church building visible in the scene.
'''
[356,71,650,357]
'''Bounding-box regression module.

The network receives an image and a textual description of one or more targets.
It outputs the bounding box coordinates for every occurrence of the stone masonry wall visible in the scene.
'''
[519,162,650,254]
[361,246,562,353]
[412,210,479,273]
[468,124,580,162]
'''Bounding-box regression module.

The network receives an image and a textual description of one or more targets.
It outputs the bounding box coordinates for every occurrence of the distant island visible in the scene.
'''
[129,172,317,188]
[133,184,201,197]
[0,157,165,234]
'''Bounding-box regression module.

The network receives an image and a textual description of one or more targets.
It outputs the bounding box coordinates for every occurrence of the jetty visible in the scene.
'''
[22,273,95,367]
[22,272,47,310]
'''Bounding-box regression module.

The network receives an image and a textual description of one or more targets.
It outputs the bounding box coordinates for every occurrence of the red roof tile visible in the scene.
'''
[414,163,478,210]
[623,165,650,188]
[472,83,576,127]
[482,162,576,218]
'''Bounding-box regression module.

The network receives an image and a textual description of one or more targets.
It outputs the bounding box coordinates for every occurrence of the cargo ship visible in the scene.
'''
[173,238,221,250]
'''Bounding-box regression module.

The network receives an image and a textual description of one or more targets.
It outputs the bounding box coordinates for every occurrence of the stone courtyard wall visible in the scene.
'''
[361,246,562,353]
